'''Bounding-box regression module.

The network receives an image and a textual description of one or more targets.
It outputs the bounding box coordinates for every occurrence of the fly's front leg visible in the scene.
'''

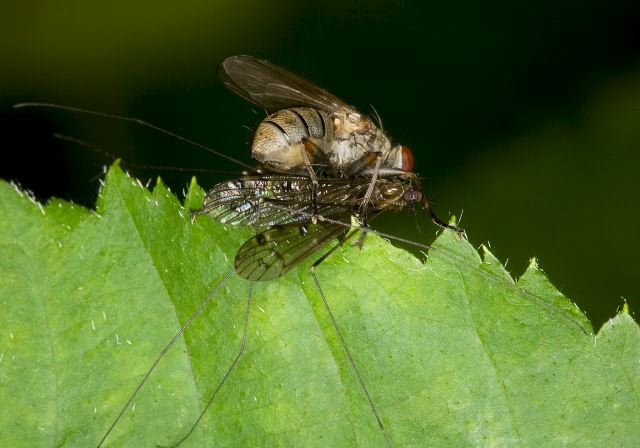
[421,194,464,237]
[349,151,382,248]
[405,172,464,237]
[301,138,321,221]
[358,153,383,221]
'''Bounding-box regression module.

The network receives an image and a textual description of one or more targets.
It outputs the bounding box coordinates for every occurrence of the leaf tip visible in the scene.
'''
[480,243,497,264]
[621,302,630,315]
[480,243,496,263]
[103,161,128,190]
[480,243,490,257]
[350,215,363,228]
[184,177,205,211]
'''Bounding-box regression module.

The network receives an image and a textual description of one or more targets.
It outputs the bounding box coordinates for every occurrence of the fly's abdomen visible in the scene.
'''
[252,107,329,172]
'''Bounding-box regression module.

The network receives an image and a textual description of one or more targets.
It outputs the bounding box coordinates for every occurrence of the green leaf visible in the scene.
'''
[1,164,638,447]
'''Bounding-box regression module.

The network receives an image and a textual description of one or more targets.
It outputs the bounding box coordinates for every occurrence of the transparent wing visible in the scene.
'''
[234,221,348,281]
[199,175,375,229]
[219,55,350,113]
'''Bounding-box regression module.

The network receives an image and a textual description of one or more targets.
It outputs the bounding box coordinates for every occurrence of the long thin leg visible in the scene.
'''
[341,150,380,178]
[96,269,235,448]
[355,153,383,247]
[53,133,237,177]
[359,154,383,220]
[13,102,253,170]
[300,139,321,216]
[160,283,253,448]
[421,195,463,236]
[162,197,263,446]
[310,244,393,448]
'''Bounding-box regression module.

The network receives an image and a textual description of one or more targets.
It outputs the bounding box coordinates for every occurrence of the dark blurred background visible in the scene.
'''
[1,1,639,330]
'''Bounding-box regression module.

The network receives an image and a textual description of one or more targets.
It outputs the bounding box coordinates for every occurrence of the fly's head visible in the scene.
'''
[399,145,414,172]
[383,144,415,172]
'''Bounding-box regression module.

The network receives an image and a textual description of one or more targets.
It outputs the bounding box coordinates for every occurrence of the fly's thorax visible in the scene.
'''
[328,108,402,173]
[383,145,405,172]
[331,107,371,136]
[252,107,330,173]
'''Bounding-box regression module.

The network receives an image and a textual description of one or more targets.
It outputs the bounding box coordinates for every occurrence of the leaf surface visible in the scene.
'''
[0,165,638,447]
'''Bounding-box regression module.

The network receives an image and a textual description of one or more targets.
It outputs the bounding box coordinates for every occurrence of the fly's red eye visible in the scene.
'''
[401,145,414,172]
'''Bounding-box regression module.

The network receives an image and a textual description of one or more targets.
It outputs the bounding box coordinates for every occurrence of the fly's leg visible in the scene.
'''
[421,194,463,236]
[13,102,254,170]
[342,151,382,248]
[161,200,265,447]
[342,150,380,178]
[309,239,393,448]
[323,150,383,248]
[301,138,321,218]
[159,283,253,448]
[351,152,382,248]
[96,269,235,448]
[404,172,463,236]
[358,153,382,219]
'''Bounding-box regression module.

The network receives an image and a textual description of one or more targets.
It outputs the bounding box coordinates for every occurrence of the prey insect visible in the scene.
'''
[201,175,433,281]
[13,56,590,448]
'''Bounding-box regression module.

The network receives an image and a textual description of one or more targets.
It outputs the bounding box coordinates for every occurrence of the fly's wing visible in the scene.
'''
[235,221,349,281]
[198,176,374,229]
[219,55,350,113]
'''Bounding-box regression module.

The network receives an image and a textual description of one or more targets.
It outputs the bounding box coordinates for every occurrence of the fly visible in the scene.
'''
[219,55,412,178]
[213,55,459,275]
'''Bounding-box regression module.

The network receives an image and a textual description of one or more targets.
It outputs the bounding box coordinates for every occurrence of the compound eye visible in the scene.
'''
[404,189,422,203]
[401,145,414,172]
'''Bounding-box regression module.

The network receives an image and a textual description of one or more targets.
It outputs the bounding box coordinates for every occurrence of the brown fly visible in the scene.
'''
[205,55,459,282]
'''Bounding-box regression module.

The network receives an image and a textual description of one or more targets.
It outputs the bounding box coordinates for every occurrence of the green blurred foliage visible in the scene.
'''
[1,0,639,327]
